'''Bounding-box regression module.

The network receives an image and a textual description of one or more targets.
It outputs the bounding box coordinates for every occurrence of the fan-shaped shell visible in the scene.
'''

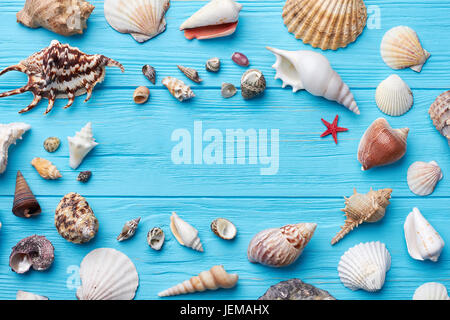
[338,241,391,292]
[375,74,413,116]
[282,0,367,50]
[407,161,443,196]
[429,90,450,146]
[380,26,430,72]
[76,248,139,300]
[170,212,203,252]
[413,282,450,300]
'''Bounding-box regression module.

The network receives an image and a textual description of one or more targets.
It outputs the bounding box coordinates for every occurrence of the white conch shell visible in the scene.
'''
[170,212,204,252]
[104,0,170,42]
[180,0,242,30]
[68,122,98,169]
[76,248,139,300]
[0,123,31,174]
[375,74,413,116]
[404,208,445,262]
[338,241,391,292]
[158,265,238,297]
[162,76,195,102]
[413,282,450,300]
[16,290,48,300]
[407,161,443,196]
[266,47,360,114]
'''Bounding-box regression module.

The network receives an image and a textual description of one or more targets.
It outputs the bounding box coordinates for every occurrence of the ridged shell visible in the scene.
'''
[429,90,450,146]
[104,0,170,42]
[241,69,266,99]
[133,86,150,104]
[247,223,317,267]
[31,157,62,180]
[375,74,413,116]
[76,248,139,300]
[380,26,430,72]
[9,235,54,274]
[142,64,156,84]
[178,65,203,83]
[12,170,41,218]
[211,218,237,240]
[170,212,203,252]
[16,290,48,300]
[162,76,195,102]
[413,283,450,300]
[282,0,367,50]
[407,161,443,196]
[68,122,98,169]
[338,241,391,292]
[0,122,31,174]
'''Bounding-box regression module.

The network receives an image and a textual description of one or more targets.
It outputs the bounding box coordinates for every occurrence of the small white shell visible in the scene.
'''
[338,241,391,292]
[16,290,48,300]
[404,207,445,262]
[170,212,203,252]
[413,282,450,300]
[375,74,413,116]
[407,161,443,196]
[211,218,237,240]
[68,122,98,169]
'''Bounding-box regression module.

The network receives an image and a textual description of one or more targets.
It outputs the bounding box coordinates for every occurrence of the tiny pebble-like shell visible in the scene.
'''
[206,57,220,72]
[133,86,150,104]
[407,161,443,196]
[413,282,450,300]
[375,74,413,116]
[77,171,92,183]
[241,69,266,99]
[31,157,62,180]
[142,64,156,84]
[221,82,237,98]
[211,218,237,240]
[232,52,249,66]
[117,217,141,241]
[43,137,60,152]
[147,227,165,250]
[177,65,202,83]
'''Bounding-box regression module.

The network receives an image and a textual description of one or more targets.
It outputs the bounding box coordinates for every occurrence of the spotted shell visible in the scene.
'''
[241,69,266,99]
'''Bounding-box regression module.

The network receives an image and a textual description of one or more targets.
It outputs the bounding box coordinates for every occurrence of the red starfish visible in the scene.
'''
[320,115,348,144]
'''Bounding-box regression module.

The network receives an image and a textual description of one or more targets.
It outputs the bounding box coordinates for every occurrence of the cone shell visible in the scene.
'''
[31,157,62,180]
[241,69,266,99]
[375,74,413,116]
[170,212,203,252]
[12,171,41,218]
[76,248,139,300]
[247,223,317,267]
[158,265,238,297]
[68,122,98,169]
[162,76,195,102]
[429,90,450,146]
[9,235,54,274]
[380,26,430,72]
[407,161,443,196]
[357,118,409,170]
[282,0,367,50]
[413,283,450,300]
[211,218,237,240]
[133,86,150,104]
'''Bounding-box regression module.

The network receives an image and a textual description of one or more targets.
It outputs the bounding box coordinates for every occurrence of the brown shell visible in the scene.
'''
[177,65,203,83]
[429,90,450,146]
[142,64,156,84]
[133,86,150,104]
[9,235,54,273]
[12,170,41,218]
[31,157,62,179]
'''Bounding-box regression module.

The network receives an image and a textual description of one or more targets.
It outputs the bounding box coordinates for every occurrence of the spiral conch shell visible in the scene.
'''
[266,47,360,114]
[413,282,450,300]
[31,157,62,180]
[170,212,203,252]
[158,265,238,297]
[429,90,450,146]
[9,235,55,274]
[68,122,98,169]
[332,188,392,245]
[0,122,31,174]
[407,161,443,196]
[247,223,317,267]
[162,76,195,102]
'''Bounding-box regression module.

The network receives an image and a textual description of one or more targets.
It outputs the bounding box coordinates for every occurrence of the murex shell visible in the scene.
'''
[162,76,195,102]
[117,217,141,241]
[375,74,413,116]
[147,227,165,250]
[68,122,98,169]
[258,279,335,300]
[55,192,99,244]
[77,248,139,300]
[429,90,450,146]
[407,161,443,196]
[31,157,62,180]
[0,40,124,114]
[13,170,41,218]
[170,212,203,251]
[241,69,266,99]
[282,0,367,50]
[9,235,54,274]
[413,282,450,300]
[247,223,317,267]
[0,122,31,174]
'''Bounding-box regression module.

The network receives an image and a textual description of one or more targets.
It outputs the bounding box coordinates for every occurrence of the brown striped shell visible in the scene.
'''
[429,91,450,146]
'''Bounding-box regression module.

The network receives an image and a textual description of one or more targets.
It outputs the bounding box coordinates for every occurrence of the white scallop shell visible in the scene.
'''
[170,212,204,252]
[404,207,445,262]
[104,0,170,42]
[180,0,242,30]
[76,248,139,300]
[338,241,391,292]
[413,282,450,300]
[68,122,98,169]
[380,26,430,72]
[407,161,443,196]
[375,74,413,116]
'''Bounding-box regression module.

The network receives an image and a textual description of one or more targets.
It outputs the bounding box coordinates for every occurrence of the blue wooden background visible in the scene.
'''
[0,0,449,300]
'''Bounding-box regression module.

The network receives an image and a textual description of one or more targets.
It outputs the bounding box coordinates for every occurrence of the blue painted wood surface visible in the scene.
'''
[0,0,449,300]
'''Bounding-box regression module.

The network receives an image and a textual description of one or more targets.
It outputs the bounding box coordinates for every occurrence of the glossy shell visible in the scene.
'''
[142,64,156,84]
[241,69,266,99]
[170,212,203,251]
[133,86,150,104]
[117,217,141,241]
[9,235,54,274]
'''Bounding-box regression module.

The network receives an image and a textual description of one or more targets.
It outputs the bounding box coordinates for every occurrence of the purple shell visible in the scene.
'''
[232,52,250,67]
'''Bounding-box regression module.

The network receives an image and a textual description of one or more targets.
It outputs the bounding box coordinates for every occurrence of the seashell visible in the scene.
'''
[407,161,443,196]
[16,290,48,300]
[31,157,62,180]
[266,47,360,114]
[43,137,60,153]
[380,26,430,72]
[77,171,92,183]
[162,77,195,102]
[9,235,54,274]
[221,83,237,98]
[142,64,156,84]
[147,227,165,250]
[158,265,238,297]
[180,0,242,40]
[12,170,41,218]
[413,282,450,300]
[206,57,220,72]
[68,122,98,169]
[133,86,150,104]
[282,0,367,50]
[0,40,124,114]
[258,279,335,300]
[375,74,413,116]
[232,52,249,67]
[117,217,141,241]
[357,118,409,170]
[332,188,392,245]
[55,192,99,244]
[211,218,237,240]
[0,122,31,174]
[404,207,445,262]
[104,0,170,42]
[241,69,266,99]
[177,65,203,83]
[429,90,450,146]
[76,248,139,300]
[170,212,203,252]
[17,0,94,36]
[338,241,391,292]
[247,223,317,267]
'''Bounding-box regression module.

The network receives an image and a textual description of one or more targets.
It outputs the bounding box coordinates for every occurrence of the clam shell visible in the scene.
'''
[211,218,237,240]
[43,137,60,152]
[429,90,450,146]
[206,57,220,72]
[162,76,195,101]
[241,69,266,99]
[338,241,391,292]
[407,161,443,196]
[9,235,54,274]
[221,82,237,98]
[375,74,413,116]
[31,157,62,180]
[413,282,450,300]
[12,170,41,218]
[133,86,150,104]
[177,65,203,83]
[16,290,48,300]
[170,212,203,252]
[76,248,139,300]
[147,227,165,250]
[68,122,98,169]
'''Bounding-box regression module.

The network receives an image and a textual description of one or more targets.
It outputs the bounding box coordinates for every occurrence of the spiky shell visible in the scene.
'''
[16,290,48,300]
[211,218,237,240]
[241,69,266,99]
[375,74,413,116]
[76,248,139,300]
[338,241,391,292]
[0,122,31,174]
[413,283,450,300]
[170,212,203,252]
[247,223,317,267]
[429,90,450,146]
[68,122,98,169]
[104,0,170,42]
[162,76,195,102]
[282,0,367,50]
[407,161,443,196]
[31,157,62,180]
[380,26,430,72]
